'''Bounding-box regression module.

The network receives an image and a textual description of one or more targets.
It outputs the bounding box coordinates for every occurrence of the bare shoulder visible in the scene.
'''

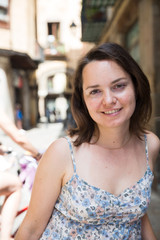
[47,137,70,155]
[146,131,160,151]
[146,131,160,165]
[38,137,72,176]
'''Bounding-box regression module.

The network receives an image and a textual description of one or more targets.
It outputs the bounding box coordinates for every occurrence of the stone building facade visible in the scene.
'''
[0,0,42,129]
[36,0,93,124]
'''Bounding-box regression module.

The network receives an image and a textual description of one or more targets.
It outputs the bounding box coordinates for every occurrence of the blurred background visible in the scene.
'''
[0,0,160,193]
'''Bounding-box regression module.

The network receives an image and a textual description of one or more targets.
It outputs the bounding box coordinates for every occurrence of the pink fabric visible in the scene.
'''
[19,156,37,190]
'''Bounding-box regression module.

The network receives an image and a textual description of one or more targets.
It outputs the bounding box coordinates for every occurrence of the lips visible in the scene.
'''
[103,108,122,115]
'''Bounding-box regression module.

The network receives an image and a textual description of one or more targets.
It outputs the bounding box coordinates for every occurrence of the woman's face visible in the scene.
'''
[82,60,136,131]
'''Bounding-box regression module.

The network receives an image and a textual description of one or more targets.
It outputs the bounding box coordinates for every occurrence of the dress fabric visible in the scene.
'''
[39,135,154,240]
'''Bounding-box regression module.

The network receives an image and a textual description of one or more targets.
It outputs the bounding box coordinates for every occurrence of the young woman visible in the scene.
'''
[15,43,160,239]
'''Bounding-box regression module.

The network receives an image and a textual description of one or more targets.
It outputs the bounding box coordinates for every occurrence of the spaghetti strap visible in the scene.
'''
[64,136,76,173]
[144,134,149,165]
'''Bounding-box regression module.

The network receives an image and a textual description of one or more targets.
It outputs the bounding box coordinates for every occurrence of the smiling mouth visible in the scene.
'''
[103,108,122,115]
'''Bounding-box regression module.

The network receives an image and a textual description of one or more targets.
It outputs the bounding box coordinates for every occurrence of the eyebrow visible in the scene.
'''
[85,77,128,90]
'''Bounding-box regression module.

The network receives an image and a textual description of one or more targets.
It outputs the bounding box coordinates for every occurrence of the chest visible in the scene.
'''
[74,144,147,196]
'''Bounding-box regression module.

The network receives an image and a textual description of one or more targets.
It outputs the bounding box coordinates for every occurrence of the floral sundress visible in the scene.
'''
[40,135,154,240]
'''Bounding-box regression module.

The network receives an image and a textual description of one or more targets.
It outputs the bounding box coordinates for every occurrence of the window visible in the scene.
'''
[47,22,60,40]
[47,73,66,94]
[0,0,9,28]
[46,22,65,56]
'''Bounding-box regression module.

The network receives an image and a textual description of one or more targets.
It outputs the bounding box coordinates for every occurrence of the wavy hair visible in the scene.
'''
[68,42,152,146]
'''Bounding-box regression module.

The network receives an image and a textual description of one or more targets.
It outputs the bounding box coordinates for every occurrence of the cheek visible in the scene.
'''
[124,93,136,111]
[84,98,100,112]
[120,87,135,103]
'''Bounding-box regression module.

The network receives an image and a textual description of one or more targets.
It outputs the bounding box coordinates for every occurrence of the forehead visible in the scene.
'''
[82,60,129,85]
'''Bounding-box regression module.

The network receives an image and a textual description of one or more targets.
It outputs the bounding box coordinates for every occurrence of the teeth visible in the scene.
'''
[104,109,120,114]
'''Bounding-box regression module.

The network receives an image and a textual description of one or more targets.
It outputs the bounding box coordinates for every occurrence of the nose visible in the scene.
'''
[102,91,116,105]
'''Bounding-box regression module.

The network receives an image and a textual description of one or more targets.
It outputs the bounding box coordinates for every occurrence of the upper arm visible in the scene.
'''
[141,214,157,240]
[17,138,70,238]
[147,132,160,169]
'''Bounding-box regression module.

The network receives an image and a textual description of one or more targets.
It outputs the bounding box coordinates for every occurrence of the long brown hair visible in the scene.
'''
[68,42,152,146]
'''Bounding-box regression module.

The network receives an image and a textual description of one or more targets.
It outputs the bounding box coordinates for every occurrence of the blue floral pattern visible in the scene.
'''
[40,135,153,239]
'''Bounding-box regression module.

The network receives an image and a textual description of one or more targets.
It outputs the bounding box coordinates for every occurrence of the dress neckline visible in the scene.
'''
[64,134,153,198]
[63,165,153,199]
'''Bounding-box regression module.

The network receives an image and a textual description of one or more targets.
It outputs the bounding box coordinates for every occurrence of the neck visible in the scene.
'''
[95,125,131,150]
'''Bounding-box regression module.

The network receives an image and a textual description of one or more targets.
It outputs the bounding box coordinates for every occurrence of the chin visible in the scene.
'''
[102,119,130,129]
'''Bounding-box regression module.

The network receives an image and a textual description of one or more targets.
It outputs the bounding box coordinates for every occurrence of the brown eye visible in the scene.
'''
[90,89,101,95]
[113,83,126,90]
